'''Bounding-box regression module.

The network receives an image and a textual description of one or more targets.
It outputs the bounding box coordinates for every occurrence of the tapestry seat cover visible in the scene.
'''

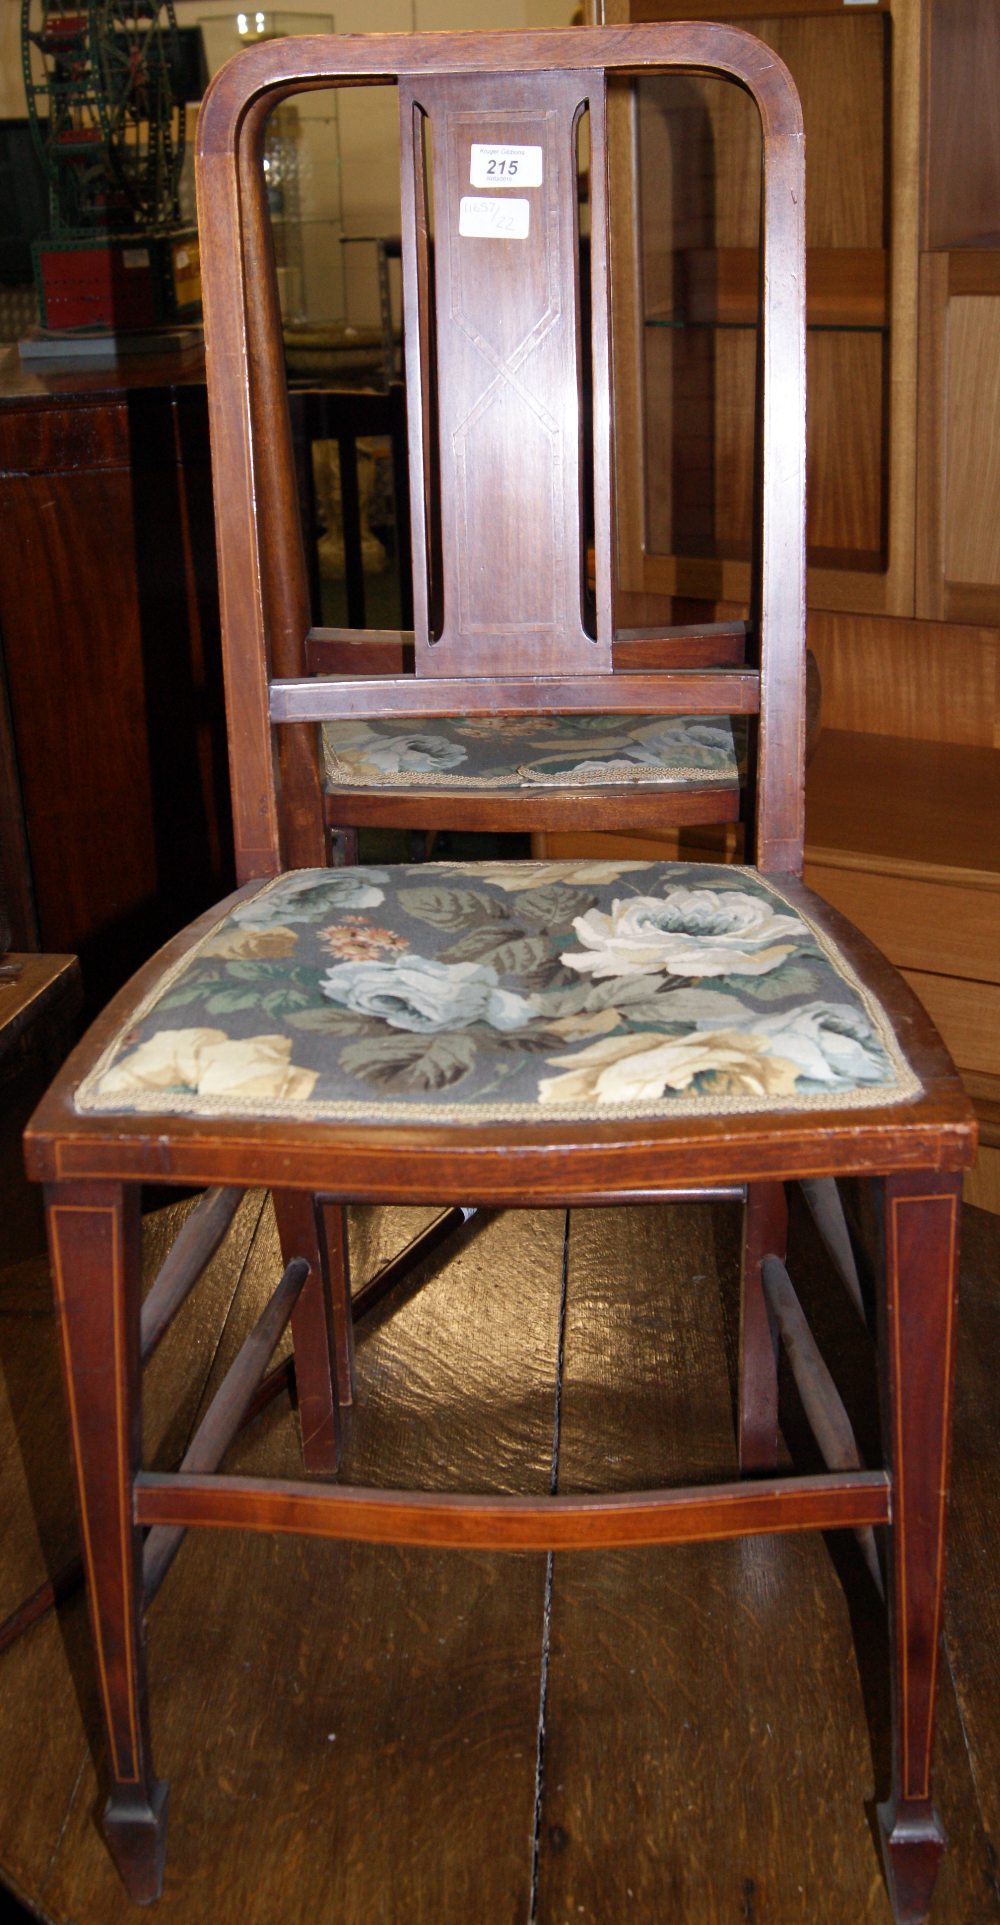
[77,862,919,1125]
[322,713,740,790]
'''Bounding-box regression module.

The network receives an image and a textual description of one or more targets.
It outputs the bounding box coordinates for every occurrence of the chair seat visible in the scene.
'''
[77,861,919,1126]
[322,714,740,790]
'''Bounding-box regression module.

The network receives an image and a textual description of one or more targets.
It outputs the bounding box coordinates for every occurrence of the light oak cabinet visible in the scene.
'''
[611,0,922,619]
[917,251,1000,629]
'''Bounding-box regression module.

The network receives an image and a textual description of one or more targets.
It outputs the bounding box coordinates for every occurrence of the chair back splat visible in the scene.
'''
[197,24,805,883]
[23,25,975,1922]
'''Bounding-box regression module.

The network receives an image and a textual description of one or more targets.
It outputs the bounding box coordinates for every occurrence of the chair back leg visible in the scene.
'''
[274,1191,354,1475]
[738,1181,787,1471]
[877,1169,963,1922]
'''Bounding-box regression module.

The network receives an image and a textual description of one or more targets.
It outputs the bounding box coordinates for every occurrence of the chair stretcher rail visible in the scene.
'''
[134,1468,890,1552]
[140,1186,243,1362]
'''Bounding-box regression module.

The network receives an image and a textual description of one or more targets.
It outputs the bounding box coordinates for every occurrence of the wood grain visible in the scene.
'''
[0,957,80,1062]
[803,862,1000,989]
[898,972,1000,1081]
[536,1200,999,1923]
[618,0,922,618]
[15,22,980,1915]
[5,1197,1000,1919]
[944,1207,1000,1860]
[923,0,1000,250]
[943,295,1000,590]
[963,1144,1000,1215]
[805,730,1000,882]
[193,20,809,876]
[0,376,233,1012]
[806,607,1000,748]
[41,1207,565,1923]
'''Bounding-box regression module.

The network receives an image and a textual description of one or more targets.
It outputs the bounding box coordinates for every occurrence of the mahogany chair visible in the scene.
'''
[25,24,975,1920]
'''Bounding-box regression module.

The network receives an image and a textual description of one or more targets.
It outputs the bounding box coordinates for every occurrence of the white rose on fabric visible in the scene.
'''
[320,955,539,1033]
[97,1028,317,1102]
[232,870,390,926]
[327,723,467,774]
[537,1028,801,1106]
[563,887,808,980]
[713,999,892,1088]
[630,719,736,763]
[444,860,655,893]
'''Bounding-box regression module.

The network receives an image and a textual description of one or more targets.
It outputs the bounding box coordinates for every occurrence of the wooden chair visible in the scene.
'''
[25,25,975,1919]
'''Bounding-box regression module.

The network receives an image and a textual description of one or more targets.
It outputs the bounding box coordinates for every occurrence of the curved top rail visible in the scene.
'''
[198,22,804,161]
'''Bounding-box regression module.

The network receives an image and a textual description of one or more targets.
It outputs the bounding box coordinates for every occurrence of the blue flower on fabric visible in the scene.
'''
[320,955,539,1033]
[326,724,468,774]
[232,870,390,927]
[716,999,893,1088]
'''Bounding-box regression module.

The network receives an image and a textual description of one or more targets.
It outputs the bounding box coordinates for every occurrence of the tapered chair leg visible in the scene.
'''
[46,1180,168,1904]
[877,1169,962,1925]
[273,1191,351,1474]
[738,1180,787,1470]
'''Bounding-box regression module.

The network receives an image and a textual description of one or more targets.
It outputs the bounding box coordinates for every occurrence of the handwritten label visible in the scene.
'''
[459,196,530,240]
[470,143,543,188]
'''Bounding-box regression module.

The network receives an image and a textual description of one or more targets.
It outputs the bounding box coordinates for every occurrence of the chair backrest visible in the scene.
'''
[195,24,805,882]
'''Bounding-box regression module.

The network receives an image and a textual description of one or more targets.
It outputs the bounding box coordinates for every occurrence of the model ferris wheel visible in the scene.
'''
[21,2,200,332]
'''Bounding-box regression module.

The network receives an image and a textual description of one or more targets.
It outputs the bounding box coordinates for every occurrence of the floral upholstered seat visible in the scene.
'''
[322,714,740,789]
[78,861,918,1125]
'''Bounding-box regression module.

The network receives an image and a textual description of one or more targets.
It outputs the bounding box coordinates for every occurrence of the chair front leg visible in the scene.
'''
[738,1180,787,1470]
[46,1179,168,1904]
[877,1169,962,1925]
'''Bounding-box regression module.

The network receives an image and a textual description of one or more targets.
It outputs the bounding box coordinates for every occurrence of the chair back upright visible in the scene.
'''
[195,25,806,883]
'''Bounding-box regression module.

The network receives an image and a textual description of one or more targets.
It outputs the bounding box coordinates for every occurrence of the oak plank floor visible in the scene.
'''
[0,1194,998,1922]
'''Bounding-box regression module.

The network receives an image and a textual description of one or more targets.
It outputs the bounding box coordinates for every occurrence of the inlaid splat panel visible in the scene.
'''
[400,71,611,677]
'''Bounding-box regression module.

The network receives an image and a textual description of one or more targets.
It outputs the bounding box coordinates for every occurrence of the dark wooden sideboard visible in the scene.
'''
[0,346,234,1014]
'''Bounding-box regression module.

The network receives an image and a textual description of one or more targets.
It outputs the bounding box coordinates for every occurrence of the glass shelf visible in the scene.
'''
[197,9,343,324]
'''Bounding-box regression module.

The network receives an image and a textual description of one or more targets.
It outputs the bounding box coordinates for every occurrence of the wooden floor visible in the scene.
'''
[1,1189,999,1923]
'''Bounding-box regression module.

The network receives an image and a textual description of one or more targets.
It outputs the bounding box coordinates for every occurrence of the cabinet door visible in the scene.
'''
[614,0,919,620]
[917,251,1000,628]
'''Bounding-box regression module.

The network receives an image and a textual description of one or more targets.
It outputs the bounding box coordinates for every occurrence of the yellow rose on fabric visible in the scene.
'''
[96,1028,317,1103]
[201,925,298,959]
[446,860,655,893]
[538,1029,801,1106]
